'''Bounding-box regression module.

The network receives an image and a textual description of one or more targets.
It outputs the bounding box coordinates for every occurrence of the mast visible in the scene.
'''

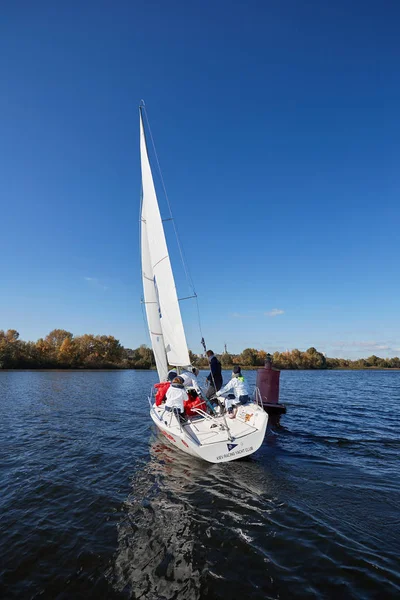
[139,106,190,375]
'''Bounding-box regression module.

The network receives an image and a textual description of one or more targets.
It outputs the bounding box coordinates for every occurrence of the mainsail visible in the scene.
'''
[140,210,169,381]
[139,108,190,377]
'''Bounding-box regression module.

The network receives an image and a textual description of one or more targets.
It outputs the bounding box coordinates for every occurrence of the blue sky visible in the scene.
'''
[1,1,399,358]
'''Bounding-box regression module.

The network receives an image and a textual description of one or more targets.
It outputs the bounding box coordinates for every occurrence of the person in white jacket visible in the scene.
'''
[179,367,200,392]
[216,366,250,418]
[165,376,187,417]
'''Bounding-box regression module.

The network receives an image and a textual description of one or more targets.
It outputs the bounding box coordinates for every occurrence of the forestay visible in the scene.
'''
[139,109,190,370]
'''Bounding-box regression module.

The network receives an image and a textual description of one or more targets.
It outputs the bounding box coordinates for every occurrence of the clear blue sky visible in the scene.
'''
[1,1,399,358]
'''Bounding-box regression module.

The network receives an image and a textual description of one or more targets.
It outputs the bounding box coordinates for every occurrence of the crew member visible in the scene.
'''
[165,376,187,418]
[184,388,206,417]
[180,367,201,392]
[205,350,223,399]
[216,366,250,418]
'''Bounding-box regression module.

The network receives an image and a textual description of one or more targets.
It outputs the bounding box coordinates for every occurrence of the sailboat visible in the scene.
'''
[139,103,268,463]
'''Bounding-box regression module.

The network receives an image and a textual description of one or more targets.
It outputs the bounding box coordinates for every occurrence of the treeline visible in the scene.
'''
[0,329,150,369]
[1,330,399,370]
[201,347,400,370]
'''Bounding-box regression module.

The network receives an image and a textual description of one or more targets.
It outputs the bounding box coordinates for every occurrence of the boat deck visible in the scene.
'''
[182,413,257,446]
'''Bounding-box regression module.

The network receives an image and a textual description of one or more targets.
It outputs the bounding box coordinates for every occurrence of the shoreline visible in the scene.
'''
[1,367,399,372]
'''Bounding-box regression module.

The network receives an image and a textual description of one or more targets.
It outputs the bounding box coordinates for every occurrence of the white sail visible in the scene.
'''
[141,211,169,381]
[139,109,190,368]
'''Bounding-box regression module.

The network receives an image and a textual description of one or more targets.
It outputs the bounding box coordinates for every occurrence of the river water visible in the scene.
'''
[1,369,399,599]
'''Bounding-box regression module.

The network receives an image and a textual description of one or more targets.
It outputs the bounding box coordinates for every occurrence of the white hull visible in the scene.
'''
[150,401,268,463]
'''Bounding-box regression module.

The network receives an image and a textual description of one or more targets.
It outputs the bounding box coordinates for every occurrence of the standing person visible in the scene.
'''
[216,366,250,418]
[205,350,223,399]
[165,376,187,418]
[180,367,201,392]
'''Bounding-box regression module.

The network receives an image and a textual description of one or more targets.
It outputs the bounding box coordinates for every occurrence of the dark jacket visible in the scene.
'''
[206,355,223,390]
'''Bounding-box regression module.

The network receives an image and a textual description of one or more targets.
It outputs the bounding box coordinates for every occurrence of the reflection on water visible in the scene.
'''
[111,433,290,599]
[112,437,202,599]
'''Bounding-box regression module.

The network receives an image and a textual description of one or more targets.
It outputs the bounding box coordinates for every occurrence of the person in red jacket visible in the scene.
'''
[184,389,206,417]
[154,370,178,406]
[154,381,170,406]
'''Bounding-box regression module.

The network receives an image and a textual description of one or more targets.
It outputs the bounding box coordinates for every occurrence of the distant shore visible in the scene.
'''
[1,366,399,372]
[1,329,399,371]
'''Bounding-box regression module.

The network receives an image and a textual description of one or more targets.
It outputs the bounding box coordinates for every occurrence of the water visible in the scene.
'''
[1,369,399,599]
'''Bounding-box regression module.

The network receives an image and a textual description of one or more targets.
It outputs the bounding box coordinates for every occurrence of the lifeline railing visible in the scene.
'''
[253,386,264,409]
[149,390,184,431]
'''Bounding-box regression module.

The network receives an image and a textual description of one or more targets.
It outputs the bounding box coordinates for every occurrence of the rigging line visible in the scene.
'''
[141,105,197,296]
[195,295,205,340]
[201,337,233,441]
[141,103,206,352]
[138,166,156,370]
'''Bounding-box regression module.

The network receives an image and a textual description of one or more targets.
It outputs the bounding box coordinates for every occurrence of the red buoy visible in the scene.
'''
[256,355,286,415]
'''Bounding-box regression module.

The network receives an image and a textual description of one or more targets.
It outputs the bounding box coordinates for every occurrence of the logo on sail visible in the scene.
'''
[153,276,162,318]
[227,443,238,452]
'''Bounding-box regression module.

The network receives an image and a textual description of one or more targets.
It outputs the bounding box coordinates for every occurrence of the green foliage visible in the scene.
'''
[0,329,134,369]
[221,352,234,367]
[126,344,153,368]
[241,348,259,366]
[0,329,399,371]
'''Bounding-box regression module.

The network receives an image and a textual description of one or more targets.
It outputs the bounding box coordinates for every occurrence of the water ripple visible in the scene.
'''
[0,369,399,599]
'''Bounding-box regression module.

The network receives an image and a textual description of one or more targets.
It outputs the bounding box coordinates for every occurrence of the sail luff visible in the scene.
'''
[139,108,190,368]
[140,209,169,381]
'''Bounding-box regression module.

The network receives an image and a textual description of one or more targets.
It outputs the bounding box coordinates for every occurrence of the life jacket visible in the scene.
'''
[184,395,207,417]
[154,381,170,406]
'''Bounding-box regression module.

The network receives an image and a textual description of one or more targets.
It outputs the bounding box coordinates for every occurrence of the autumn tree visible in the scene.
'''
[58,337,78,366]
[221,352,233,367]
[304,347,326,369]
[1,330,399,371]
[189,350,199,365]
[240,348,259,366]
[0,330,22,367]
[97,335,124,362]
[45,329,73,349]
[257,350,267,365]
[74,334,99,363]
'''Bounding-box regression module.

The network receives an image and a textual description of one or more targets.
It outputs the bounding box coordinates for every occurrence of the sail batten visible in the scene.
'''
[139,109,190,372]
